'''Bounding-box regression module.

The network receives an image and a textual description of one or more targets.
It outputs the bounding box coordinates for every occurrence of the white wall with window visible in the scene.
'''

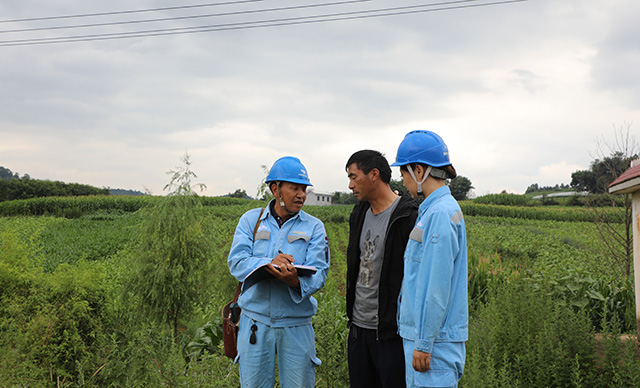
[306,189,333,206]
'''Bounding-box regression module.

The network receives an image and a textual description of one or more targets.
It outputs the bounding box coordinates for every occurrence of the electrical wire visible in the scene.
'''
[0,0,372,34]
[0,0,529,47]
[0,0,268,23]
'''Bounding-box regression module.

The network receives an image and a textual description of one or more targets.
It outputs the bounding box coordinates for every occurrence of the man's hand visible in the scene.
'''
[413,350,431,372]
[266,252,300,287]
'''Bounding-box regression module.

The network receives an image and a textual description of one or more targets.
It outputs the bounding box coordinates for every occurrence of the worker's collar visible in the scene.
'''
[269,200,286,228]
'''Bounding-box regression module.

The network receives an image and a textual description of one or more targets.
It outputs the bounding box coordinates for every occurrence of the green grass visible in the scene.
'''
[0,196,637,387]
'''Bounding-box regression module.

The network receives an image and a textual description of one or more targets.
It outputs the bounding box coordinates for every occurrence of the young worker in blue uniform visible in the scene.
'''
[391,131,469,388]
[227,156,330,388]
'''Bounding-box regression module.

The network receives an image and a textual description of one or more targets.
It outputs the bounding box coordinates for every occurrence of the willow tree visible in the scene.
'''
[129,152,212,342]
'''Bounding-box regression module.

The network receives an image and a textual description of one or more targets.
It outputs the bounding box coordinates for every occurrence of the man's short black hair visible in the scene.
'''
[346,150,392,184]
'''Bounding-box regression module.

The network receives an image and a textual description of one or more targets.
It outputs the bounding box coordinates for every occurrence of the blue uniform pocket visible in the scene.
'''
[255,230,270,240]
[414,369,457,387]
[252,237,269,257]
[409,227,423,243]
[286,234,310,261]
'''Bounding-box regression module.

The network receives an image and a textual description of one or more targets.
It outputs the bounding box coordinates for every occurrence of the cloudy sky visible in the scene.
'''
[1,0,638,198]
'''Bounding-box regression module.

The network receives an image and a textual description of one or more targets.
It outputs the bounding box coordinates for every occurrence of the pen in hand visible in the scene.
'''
[278,250,293,264]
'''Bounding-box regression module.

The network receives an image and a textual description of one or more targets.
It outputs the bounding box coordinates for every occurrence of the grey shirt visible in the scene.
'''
[352,197,400,329]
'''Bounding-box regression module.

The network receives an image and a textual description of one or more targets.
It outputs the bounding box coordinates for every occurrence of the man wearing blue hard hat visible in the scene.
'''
[391,131,468,388]
[227,156,330,388]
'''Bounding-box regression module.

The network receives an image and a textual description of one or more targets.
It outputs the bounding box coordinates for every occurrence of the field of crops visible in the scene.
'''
[0,195,638,387]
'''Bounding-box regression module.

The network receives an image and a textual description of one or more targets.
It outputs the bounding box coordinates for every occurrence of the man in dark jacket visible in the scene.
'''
[345,150,419,388]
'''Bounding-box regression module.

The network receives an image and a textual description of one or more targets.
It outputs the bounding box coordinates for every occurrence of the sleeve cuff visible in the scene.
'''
[415,339,434,354]
[289,281,304,303]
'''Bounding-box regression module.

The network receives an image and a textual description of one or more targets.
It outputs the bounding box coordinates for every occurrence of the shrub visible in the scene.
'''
[0,233,107,385]
[529,269,637,333]
[462,280,598,388]
[127,179,214,342]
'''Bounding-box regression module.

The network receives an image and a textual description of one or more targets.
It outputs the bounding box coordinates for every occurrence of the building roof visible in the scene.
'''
[609,159,640,194]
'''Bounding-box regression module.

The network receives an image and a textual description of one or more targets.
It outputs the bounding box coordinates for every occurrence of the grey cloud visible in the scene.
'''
[590,7,640,107]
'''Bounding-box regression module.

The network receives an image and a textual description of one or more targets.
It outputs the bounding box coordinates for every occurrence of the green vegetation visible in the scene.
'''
[0,193,638,387]
[571,151,636,194]
[127,154,214,343]
[0,165,109,202]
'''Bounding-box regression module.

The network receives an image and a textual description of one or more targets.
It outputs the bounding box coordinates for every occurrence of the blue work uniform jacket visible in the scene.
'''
[397,186,468,354]
[228,202,330,327]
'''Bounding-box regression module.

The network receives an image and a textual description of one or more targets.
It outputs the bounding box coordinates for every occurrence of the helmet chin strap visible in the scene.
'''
[408,165,432,197]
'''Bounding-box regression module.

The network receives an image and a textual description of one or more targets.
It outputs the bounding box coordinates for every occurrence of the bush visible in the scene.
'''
[0,232,107,385]
[462,280,598,388]
[529,269,637,333]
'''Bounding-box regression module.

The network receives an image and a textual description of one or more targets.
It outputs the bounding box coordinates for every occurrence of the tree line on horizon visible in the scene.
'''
[0,166,145,202]
[524,151,637,196]
[4,146,636,204]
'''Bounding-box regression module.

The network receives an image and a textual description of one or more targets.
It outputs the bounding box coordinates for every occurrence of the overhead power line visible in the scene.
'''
[0,0,529,47]
[0,0,268,23]
[0,0,372,34]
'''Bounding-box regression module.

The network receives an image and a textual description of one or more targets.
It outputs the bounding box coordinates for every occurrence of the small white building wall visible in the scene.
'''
[306,190,333,206]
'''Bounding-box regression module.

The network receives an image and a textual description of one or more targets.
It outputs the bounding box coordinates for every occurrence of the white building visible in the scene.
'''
[306,189,333,206]
[532,191,589,199]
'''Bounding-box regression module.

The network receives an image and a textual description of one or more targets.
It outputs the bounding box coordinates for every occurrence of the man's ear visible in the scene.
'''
[413,164,425,181]
[369,168,380,182]
[270,182,279,197]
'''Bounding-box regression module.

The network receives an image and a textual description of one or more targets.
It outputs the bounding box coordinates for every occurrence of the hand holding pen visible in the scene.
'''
[266,250,299,287]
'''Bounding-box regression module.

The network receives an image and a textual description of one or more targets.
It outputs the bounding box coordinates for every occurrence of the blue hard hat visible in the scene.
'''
[391,130,451,168]
[266,156,313,186]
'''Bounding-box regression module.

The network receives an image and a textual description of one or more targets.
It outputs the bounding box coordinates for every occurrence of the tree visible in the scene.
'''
[389,179,407,194]
[0,178,108,202]
[256,164,274,201]
[226,188,250,199]
[0,166,15,180]
[331,178,408,205]
[449,176,474,201]
[331,191,358,205]
[573,123,638,277]
[571,152,632,194]
[525,183,571,194]
[128,152,213,342]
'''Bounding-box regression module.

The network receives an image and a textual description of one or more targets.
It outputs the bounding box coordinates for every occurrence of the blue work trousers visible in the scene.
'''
[402,339,465,388]
[236,313,321,388]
